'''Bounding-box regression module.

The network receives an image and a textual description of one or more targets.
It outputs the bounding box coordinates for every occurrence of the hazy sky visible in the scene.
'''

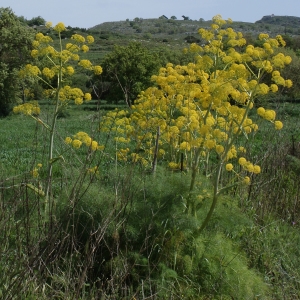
[2,0,299,28]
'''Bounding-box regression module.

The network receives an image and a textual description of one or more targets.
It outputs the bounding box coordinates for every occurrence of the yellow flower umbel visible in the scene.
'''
[13,101,40,116]
[65,132,103,152]
[31,163,43,178]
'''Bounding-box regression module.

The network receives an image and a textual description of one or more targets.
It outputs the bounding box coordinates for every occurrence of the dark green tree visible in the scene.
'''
[101,42,161,106]
[0,8,34,116]
[26,16,46,26]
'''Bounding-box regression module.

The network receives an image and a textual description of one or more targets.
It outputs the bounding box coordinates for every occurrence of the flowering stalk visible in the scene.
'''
[14,21,103,218]
[44,30,63,213]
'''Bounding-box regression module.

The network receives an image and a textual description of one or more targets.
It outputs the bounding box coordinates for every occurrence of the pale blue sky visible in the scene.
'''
[1,0,299,28]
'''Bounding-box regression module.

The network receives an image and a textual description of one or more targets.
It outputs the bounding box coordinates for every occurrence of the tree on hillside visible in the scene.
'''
[182,15,190,20]
[0,7,35,116]
[26,16,46,27]
[101,42,161,106]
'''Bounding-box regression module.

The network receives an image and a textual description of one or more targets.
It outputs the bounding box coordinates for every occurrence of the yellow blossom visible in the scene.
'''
[94,65,103,75]
[225,163,234,171]
[84,93,92,101]
[264,110,276,121]
[245,163,254,172]
[81,45,89,52]
[238,157,247,166]
[31,168,39,178]
[180,141,191,151]
[243,176,251,185]
[238,146,246,153]
[253,165,261,174]
[90,141,98,151]
[31,49,39,58]
[274,120,283,130]
[72,139,82,149]
[13,102,40,116]
[66,66,75,76]
[65,137,72,144]
[42,67,55,78]
[285,79,293,88]
[54,22,66,32]
[169,162,179,169]
[215,145,224,154]
[75,98,83,105]
[257,107,265,117]
[86,35,94,44]
[45,21,52,28]
[88,166,99,174]
[78,59,93,69]
[270,84,278,93]
[71,34,85,43]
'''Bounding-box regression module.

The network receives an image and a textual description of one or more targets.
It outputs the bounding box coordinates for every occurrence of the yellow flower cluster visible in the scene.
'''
[57,86,91,104]
[54,22,66,32]
[65,131,103,151]
[238,157,261,174]
[13,101,40,116]
[93,65,103,75]
[100,15,292,178]
[117,148,130,161]
[42,67,56,79]
[24,88,35,100]
[31,163,43,178]
[19,64,41,78]
[78,59,93,69]
[257,107,283,129]
[88,166,99,174]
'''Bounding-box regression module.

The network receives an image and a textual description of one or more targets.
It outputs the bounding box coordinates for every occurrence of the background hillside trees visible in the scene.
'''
[0,7,34,116]
[100,42,161,106]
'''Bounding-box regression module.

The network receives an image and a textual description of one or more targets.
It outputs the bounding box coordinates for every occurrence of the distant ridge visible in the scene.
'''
[256,15,300,26]
[88,15,300,41]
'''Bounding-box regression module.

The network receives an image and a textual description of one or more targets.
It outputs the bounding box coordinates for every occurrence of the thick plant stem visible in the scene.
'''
[198,161,223,234]
[44,97,59,216]
[44,33,63,217]
[185,148,201,214]
[152,126,160,174]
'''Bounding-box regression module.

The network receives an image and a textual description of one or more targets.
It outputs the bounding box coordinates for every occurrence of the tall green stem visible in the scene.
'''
[44,33,63,216]
[198,161,223,233]
[185,148,201,214]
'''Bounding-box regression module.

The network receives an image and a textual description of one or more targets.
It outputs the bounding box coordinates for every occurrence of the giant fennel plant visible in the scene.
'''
[13,22,103,216]
[100,15,292,232]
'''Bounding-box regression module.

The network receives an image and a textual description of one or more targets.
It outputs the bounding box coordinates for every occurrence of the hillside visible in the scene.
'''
[83,15,300,61]
[89,15,300,42]
[256,15,300,34]
[33,15,300,67]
